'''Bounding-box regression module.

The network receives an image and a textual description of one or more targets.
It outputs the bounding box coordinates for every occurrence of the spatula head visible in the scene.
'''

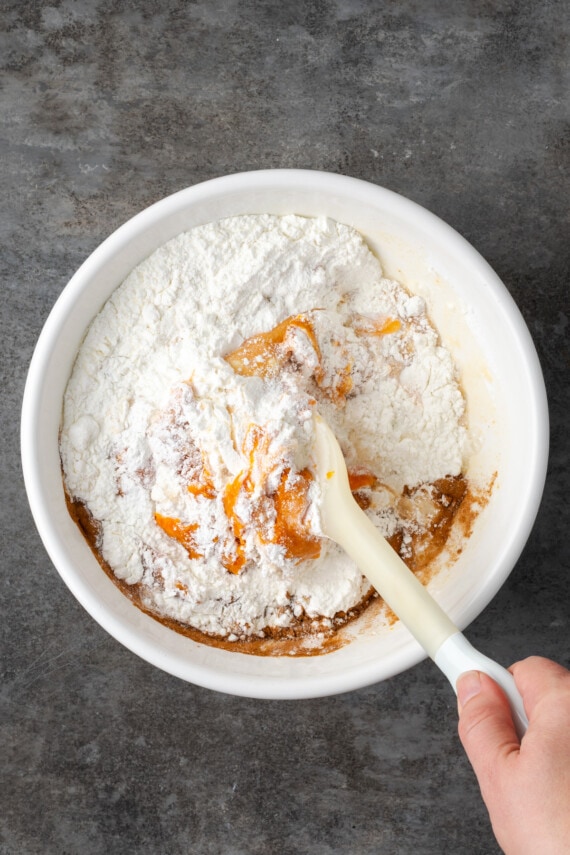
[312,415,353,538]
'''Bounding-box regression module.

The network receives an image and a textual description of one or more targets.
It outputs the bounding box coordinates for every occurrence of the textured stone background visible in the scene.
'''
[1,2,568,853]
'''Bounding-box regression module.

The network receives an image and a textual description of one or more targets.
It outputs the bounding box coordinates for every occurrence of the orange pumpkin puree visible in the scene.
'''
[154,513,202,560]
[226,313,358,405]
[156,312,403,576]
[225,314,323,381]
[221,425,320,573]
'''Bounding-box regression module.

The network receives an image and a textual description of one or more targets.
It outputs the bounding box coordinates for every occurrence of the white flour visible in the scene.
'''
[60,215,467,641]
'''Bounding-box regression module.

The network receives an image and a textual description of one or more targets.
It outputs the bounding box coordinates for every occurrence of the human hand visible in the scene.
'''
[457,656,570,854]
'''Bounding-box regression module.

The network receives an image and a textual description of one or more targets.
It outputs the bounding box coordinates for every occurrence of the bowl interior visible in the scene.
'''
[21,170,548,698]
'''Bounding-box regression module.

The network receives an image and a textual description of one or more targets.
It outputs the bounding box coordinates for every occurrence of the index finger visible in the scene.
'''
[510,656,570,720]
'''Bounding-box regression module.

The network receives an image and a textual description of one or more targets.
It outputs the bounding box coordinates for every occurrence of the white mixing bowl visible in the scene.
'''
[21,170,548,698]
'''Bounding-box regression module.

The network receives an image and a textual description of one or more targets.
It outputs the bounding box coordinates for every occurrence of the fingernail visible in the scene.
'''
[457,670,482,710]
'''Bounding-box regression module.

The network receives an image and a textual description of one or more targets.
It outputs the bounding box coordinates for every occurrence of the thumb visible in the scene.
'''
[457,671,520,790]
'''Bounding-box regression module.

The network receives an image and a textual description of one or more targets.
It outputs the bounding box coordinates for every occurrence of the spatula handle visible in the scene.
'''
[332,493,459,657]
[435,632,528,737]
[314,417,527,736]
[336,499,528,736]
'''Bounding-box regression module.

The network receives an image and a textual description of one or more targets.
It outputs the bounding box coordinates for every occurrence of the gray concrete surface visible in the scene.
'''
[1,2,568,853]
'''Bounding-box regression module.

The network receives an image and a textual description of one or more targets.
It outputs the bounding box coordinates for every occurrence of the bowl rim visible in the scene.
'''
[21,169,550,698]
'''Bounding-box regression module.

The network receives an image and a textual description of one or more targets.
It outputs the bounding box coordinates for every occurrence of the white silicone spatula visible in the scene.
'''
[313,415,528,737]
